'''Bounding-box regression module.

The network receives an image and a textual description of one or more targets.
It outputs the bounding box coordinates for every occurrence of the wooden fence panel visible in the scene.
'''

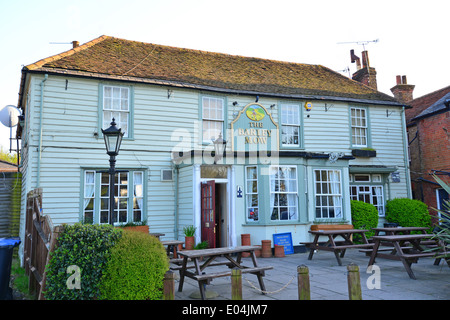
[23,188,56,300]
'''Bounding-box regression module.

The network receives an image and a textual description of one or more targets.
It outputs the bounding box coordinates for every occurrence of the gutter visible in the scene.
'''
[37,74,48,188]
[26,68,406,108]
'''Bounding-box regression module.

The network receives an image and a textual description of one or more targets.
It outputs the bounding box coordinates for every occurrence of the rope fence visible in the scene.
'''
[163,263,363,300]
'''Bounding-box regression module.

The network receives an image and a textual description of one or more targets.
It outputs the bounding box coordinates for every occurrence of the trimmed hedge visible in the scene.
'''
[350,200,379,241]
[385,198,432,232]
[99,230,169,300]
[44,223,122,300]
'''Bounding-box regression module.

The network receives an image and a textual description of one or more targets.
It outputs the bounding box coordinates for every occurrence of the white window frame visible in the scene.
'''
[269,166,298,221]
[202,96,224,143]
[245,166,259,222]
[350,184,385,217]
[351,107,368,147]
[102,85,130,138]
[83,170,145,224]
[281,104,300,146]
[314,169,343,219]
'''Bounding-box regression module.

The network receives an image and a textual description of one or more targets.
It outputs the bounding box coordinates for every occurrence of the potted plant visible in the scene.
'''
[118,220,149,233]
[194,241,209,250]
[183,225,196,250]
[352,148,376,158]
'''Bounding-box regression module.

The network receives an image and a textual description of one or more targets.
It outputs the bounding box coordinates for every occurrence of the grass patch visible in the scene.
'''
[10,257,33,300]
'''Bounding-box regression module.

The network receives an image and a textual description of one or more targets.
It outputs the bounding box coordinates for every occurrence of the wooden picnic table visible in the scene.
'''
[368,234,439,279]
[301,229,374,266]
[161,240,184,263]
[176,245,273,300]
[372,227,428,236]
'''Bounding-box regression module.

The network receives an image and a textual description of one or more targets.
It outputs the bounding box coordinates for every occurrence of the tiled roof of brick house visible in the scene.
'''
[22,35,400,105]
[406,85,450,123]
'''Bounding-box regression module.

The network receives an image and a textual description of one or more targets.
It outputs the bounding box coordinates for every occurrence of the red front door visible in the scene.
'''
[201,180,216,248]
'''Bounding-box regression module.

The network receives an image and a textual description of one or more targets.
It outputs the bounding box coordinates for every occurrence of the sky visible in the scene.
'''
[0,0,449,154]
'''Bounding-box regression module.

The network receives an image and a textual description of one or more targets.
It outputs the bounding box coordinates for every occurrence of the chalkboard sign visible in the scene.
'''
[273,232,294,255]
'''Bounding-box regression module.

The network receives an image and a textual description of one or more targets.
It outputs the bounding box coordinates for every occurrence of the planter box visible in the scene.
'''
[352,149,376,158]
[122,225,149,233]
[311,224,354,231]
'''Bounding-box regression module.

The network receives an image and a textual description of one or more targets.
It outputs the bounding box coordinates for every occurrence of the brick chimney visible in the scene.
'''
[390,75,415,103]
[72,41,79,48]
[351,50,377,90]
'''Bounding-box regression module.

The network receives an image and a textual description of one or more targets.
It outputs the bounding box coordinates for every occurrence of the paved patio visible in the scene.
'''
[173,248,450,300]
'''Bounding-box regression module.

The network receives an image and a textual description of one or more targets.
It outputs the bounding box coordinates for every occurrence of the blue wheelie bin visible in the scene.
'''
[0,237,21,300]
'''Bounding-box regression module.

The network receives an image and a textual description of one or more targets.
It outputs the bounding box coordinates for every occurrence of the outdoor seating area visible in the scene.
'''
[299,226,448,280]
[161,225,449,300]
[171,247,450,300]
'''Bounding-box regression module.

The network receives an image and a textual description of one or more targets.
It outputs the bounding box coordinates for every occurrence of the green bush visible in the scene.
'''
[44,223,122,300]
[350,200,379,241]
[99,230,169,300]
[385,198,432,232]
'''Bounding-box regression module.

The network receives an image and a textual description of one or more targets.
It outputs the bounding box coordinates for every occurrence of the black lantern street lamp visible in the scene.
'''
[101,118,124,225]
[213,133,227,164]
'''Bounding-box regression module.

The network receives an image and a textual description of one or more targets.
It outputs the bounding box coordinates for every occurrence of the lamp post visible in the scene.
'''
[101,118,124,225]
[213,133,227,164]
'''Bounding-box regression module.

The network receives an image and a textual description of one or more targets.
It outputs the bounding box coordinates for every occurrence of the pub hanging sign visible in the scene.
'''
[230,103,279,152]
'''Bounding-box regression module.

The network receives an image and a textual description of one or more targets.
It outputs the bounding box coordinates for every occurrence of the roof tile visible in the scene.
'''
[25,35,398,103]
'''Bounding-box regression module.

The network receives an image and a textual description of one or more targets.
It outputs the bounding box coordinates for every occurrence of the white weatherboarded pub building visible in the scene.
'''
[16,36,411,252]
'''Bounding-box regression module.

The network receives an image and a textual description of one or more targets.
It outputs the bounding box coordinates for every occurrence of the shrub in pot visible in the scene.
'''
[183,225,196,250]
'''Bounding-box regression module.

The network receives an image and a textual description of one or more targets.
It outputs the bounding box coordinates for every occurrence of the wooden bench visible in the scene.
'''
[193,266,273,282]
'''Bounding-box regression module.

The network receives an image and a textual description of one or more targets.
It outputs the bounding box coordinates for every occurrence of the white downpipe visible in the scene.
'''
[37,74,48,188]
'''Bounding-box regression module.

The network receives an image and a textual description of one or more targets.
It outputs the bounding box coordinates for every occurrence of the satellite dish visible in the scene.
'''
[0,105,21,127]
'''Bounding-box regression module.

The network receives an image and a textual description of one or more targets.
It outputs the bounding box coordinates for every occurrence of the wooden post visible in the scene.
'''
[347,264,362,300]
[163,270,175,300]
[297,265,311,300]
[231,268,242,300]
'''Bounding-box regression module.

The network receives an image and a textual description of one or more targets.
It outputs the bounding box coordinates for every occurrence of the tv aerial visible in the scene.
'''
[337,39,379,51]
[0,105,22,153]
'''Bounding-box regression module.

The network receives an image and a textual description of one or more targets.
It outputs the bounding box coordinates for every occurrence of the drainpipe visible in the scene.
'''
[173,164,179,240]
[37,74,48,188]
[401,106,412,199]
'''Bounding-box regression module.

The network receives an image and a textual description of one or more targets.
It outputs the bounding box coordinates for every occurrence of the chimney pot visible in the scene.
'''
[72,41,79,48]
[390,75,414,103]
[350,49,361,70]
[361,51,369,68]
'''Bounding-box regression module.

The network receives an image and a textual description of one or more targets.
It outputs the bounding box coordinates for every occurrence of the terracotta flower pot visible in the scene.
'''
[274,244,285,258]
[241,234,251,257]
[185,236,195,250]
[261,240,272,258]
[254,245,262,258]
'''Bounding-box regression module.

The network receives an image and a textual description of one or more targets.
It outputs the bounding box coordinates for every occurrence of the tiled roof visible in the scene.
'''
[0,160,18,172]
[406,85,450,123]
[24,35,399,104]
[412,91,450,121]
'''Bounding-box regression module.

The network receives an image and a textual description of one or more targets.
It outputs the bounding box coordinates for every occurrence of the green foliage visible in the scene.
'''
[194,240,209,249]
[44,223,122,300]
[99,230,169,300]
[183,225,196,237]
[350,200,379,241]
[385,198,432,232]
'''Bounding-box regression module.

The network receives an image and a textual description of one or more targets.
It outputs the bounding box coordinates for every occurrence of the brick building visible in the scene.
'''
[397,81,450,222]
